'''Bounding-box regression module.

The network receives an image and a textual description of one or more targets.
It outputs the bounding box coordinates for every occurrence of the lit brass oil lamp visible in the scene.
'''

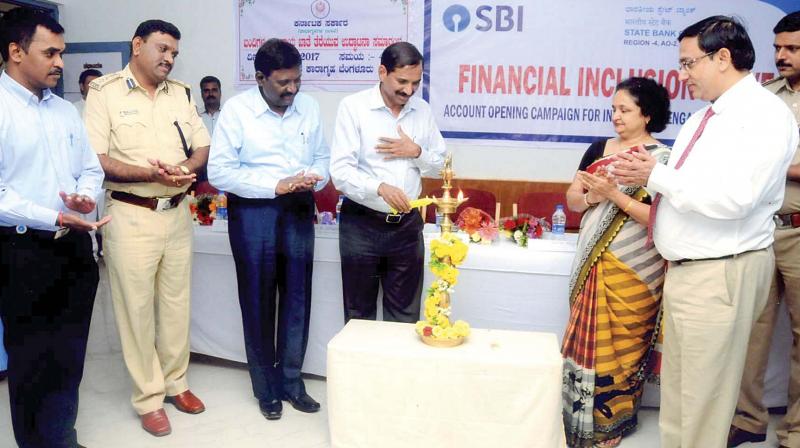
[430,153,468,235]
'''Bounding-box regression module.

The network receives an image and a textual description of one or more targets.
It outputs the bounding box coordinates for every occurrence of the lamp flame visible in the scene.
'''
[457,190,464,202]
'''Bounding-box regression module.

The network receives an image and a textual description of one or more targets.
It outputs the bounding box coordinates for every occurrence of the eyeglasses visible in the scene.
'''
[678,50,718,71]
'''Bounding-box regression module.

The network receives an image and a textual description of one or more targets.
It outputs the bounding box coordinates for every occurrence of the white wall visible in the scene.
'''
[58,0,584,182]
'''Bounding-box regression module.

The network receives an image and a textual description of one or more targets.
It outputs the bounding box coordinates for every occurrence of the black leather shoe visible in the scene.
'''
[282,392,320,413]
[259,399,282,420]
[727,426,766,447]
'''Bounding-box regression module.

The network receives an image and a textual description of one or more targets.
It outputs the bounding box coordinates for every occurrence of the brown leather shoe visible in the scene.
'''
[727,425,766,447]
[165,390,205,414]
[140,409,171,437]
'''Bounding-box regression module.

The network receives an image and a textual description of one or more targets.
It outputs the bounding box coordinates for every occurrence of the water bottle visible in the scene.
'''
[215,191,228,220]
[335,195,344,224]
[552,204,566,239]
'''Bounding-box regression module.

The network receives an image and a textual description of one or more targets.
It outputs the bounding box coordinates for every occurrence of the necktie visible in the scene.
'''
[647,106,715,244]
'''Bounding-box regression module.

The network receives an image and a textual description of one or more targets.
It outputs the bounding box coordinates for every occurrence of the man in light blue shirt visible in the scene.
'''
[208,38,329,420]
[0,8,108,448]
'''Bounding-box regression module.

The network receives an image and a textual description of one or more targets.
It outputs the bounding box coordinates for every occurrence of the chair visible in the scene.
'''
[313,181,340,213]
[424,188,497,224]
[517,191,582,231]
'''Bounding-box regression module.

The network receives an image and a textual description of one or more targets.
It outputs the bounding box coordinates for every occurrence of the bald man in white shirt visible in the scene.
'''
[613,16,798,448]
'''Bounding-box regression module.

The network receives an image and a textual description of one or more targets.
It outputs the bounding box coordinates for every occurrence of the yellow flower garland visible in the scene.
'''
[415,232,471,340]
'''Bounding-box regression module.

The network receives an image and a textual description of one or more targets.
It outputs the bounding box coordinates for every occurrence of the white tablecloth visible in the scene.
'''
[189,224,793,407]
[327,320,566,448]
[190,225,576,376]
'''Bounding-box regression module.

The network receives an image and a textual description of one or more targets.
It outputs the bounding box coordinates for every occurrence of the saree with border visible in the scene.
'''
[562,144,669,447]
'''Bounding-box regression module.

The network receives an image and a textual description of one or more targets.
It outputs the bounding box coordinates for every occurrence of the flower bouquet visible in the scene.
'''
[455,207,499,245]
[194,194,216,225]
[500,213,549,247]
[415,232,471,347]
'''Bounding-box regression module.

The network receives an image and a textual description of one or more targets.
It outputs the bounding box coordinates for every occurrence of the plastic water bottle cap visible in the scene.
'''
[556,204,563,210]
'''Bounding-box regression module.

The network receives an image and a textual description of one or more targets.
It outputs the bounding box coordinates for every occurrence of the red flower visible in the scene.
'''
[534,224,544,238]
[517,217,530,226]
[423,326,433,337]
[503,219,516,231]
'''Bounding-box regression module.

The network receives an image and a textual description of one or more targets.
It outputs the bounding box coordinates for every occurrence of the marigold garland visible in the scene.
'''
[415,232,471,341]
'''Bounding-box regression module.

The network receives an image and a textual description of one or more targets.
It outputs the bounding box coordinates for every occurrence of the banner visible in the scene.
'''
[423,0,794,146]
[236,0,419,90]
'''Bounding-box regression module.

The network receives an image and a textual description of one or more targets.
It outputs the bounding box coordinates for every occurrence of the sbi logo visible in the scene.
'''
[443,4,524,32]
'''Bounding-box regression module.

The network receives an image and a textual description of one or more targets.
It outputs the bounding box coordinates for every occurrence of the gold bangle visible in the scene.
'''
[622,198,634,213]
[584,193,597,207]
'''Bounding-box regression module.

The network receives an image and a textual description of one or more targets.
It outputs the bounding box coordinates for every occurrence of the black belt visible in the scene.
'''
[0,225,69,240]
[342,198,405,224]
[110,191,186,211]
[672,248,764,265]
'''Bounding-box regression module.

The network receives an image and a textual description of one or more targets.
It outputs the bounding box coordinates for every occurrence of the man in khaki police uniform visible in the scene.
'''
[84,19,210,437]
[729,10,800,448]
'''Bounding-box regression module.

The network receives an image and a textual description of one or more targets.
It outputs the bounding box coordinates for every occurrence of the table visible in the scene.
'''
[190,225,576,376]
[189,225,793,408]
[326,320,566,448]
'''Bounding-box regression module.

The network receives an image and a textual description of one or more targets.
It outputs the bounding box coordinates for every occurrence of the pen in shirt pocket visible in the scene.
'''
[300,132,307,144]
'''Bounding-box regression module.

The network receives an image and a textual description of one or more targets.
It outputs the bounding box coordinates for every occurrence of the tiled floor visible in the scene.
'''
[0,260,784,447]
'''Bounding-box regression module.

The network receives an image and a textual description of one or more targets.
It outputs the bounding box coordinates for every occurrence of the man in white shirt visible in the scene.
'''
[208,38,329,420]
[196,75,221,186]
[613,16,799,448]
[198,75,220,136]
[330,42,446,324]
[72,68,101,117]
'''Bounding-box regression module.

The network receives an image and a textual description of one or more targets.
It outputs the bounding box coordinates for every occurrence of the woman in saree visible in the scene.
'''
[562,77,671,447]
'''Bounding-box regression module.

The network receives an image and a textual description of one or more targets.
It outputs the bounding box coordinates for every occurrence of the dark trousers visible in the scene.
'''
[0,229,97,448]
[227,192,314,401]
[339,199,424,323]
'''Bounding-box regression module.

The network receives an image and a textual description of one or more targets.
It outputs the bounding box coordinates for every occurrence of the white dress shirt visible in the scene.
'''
[0,72,104,231]
[207,88,329,199]
[200,109,219,136]
[649,74,799,260]
[330,83,447,213]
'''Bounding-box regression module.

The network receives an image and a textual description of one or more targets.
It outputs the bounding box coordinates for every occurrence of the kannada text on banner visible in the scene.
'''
[237,0,414,90]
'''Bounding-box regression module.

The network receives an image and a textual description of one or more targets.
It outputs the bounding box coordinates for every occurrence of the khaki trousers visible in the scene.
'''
[103,195,193,414]
[733,227,800,446]
[659,248,773,448]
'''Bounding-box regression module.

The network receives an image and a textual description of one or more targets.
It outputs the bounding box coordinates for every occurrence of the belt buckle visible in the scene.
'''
[154,197,173,212]
[774,214,791,229]
[385,213,402,224]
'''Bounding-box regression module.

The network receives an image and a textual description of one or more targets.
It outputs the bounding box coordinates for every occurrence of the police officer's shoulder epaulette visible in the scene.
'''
[88,72,124,91]
[166,78,189,90]
[166,78,192,101]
